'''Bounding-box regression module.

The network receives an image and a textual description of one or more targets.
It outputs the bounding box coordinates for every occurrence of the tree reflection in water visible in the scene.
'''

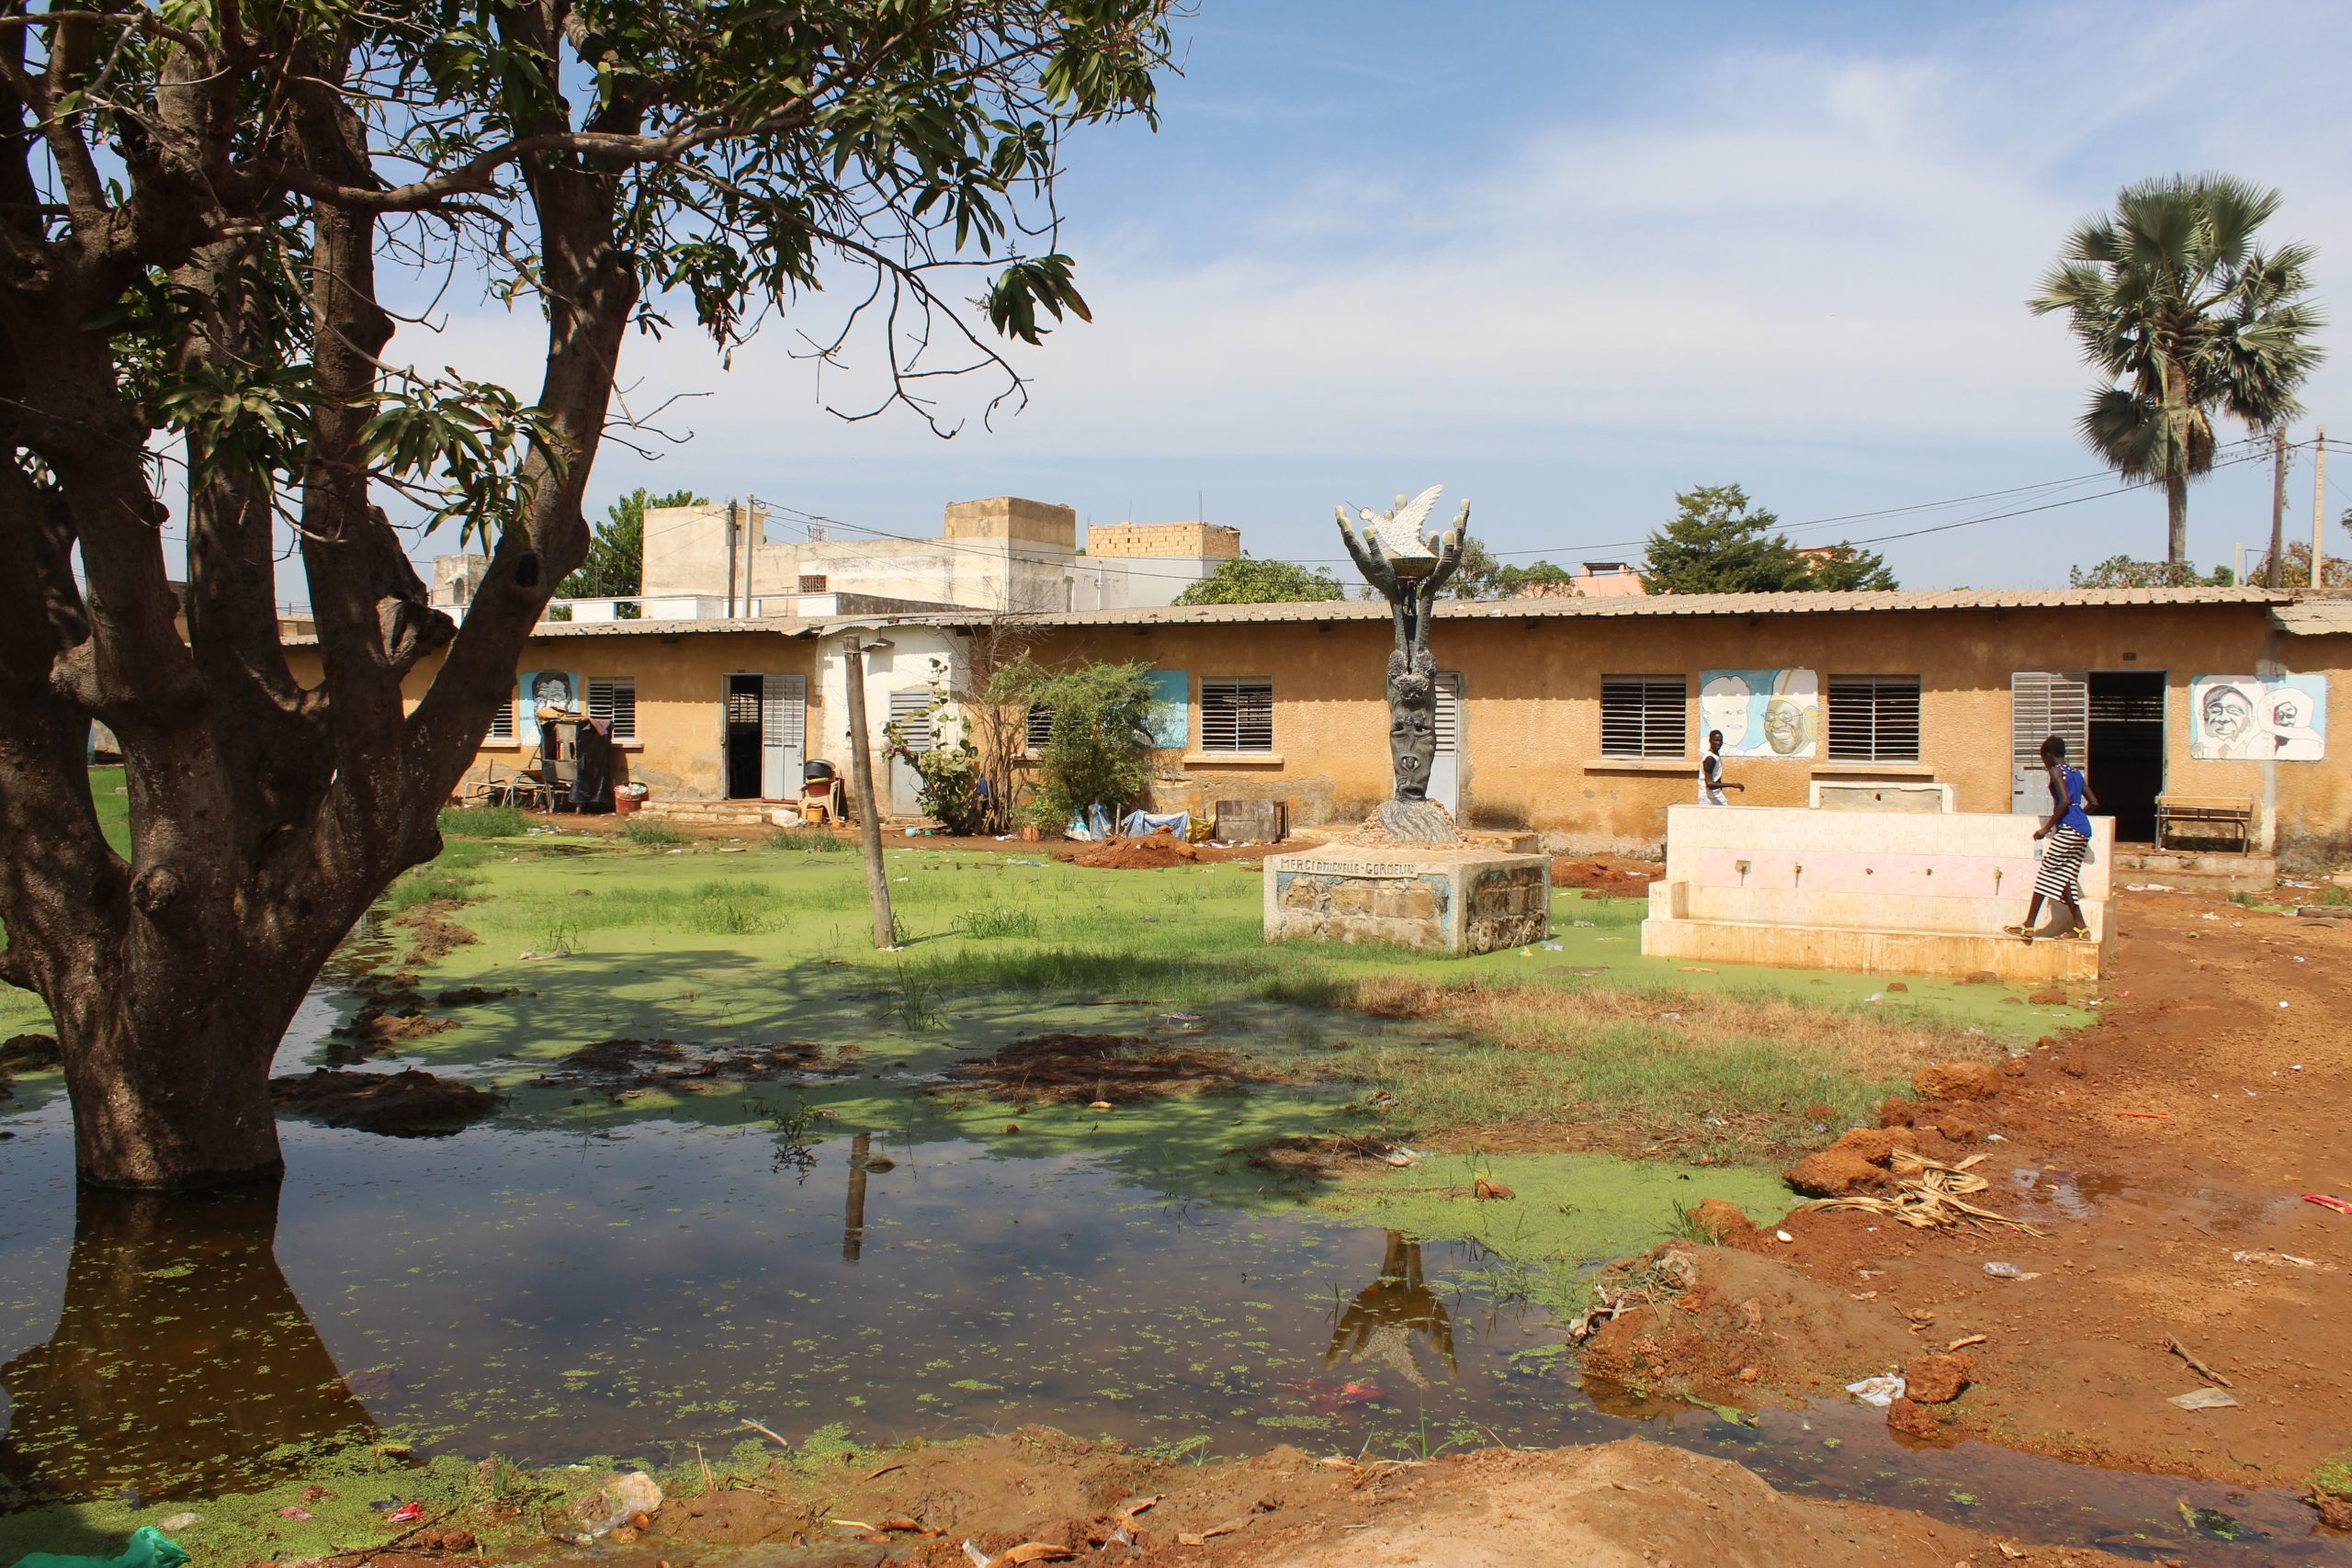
[0,1182,377,1503]
[1326,1232,1458,1389]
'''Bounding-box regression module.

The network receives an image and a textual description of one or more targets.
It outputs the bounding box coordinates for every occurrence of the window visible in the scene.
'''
[1199,677,1274,753]
[1024,704,1054,751]
[1827,676,1921,762]
[587,676,638,740]
[1600,676,1686,759]
[487,694,514,740]
[798,574,829,592]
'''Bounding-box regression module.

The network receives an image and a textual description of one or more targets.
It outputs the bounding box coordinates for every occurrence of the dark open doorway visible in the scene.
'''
[724,675,763,799]
[2087,671,2165,842]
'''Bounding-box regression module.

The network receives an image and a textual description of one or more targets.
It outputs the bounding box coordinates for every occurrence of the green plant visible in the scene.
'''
[957,906,1042,941]
[438,804,527,839]
[885,697,992,834]
[1172,557,1343,605]
[623,818,688,849]
[1000,658,1157,823]
[768,825,853,853]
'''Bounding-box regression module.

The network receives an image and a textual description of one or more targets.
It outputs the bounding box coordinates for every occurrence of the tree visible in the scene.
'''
[1802,542,1898,592]
[1436,543,1578,600]
[0,1,1174,1189]
[1498,560,1577,596]
[2245,540,2352,590]
[2030,175,2325,565]
[1640,486,1814,593]
[1003,659,1155,825]
[2066,555,2236,588]
[560,488,706,600]
[1174,557,1344,605]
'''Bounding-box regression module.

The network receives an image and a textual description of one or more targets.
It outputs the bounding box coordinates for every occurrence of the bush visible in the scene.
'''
[884,705,992,835]
[438,804,526,838]
[1002,659,1156,825]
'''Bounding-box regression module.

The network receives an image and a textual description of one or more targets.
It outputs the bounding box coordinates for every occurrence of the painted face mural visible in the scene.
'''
[2200,685,2252,744]
[1762,695,1805,755]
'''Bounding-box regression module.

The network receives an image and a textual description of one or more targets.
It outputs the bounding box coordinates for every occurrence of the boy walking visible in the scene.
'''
[2006,735,2098,942]
[1700,729,1744,806]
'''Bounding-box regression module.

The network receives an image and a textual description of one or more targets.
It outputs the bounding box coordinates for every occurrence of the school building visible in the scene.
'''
[296,583,2352,869]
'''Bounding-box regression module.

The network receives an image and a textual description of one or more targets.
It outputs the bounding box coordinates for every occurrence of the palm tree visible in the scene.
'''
[2030,175,2324,567]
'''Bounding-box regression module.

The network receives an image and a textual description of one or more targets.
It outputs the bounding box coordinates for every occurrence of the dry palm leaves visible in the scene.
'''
[1802,1151,2043,1235]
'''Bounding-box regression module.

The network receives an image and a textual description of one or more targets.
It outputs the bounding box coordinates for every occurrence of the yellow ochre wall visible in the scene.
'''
[284,630,818,799]
[1028,602,2349,862]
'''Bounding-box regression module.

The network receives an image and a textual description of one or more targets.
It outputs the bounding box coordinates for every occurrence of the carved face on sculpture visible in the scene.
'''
[1390,705,1434,800]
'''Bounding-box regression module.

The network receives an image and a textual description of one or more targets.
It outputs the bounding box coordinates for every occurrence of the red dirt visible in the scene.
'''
[1070,829,1203,868]
[1549,853,1665,897]
[530,1431,2135,1568]
[1630,887,2352,1493]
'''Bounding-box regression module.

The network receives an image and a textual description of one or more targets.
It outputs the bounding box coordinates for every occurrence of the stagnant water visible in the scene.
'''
[0,998,2341,1563]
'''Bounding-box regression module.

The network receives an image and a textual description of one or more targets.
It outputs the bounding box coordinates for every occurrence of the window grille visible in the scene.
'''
[1599,676,1685,759]
[1826,675,1922,762]
[1199,677,1273,752]
[586,677,637,740]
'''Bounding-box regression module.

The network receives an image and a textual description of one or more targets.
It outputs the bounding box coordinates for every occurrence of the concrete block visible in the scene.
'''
[1262,845,1551,956]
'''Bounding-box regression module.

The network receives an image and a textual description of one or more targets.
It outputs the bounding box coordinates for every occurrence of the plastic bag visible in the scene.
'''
[11,1526,191,1568]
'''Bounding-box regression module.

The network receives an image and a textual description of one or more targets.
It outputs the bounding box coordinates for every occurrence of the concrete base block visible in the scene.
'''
[1264,844,1552,955]
[1639,915,2106,982]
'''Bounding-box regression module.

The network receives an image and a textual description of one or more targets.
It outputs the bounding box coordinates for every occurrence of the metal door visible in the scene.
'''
[761,673,807,799]
[887,689,933,817]
[1429,671,1463,818]
[2009,671,2087,814]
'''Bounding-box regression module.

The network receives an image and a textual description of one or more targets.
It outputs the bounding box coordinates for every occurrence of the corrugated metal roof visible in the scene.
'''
[903,584,2288,629]
[277,585,2290,647]
[2274,596,2352,636]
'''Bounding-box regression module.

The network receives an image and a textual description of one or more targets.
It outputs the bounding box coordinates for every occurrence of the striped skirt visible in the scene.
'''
[2033,826,2088,903]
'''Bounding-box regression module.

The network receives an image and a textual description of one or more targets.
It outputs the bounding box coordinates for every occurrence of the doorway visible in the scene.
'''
[887,690,933,817]
[725,676,763,799]
[2087,671,2165,842]
[723,673,808,800]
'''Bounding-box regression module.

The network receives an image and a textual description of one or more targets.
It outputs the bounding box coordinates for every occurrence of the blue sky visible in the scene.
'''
[399,0,2352,591]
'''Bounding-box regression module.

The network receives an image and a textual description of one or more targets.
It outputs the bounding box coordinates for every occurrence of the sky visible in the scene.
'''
[371,0,2352,596]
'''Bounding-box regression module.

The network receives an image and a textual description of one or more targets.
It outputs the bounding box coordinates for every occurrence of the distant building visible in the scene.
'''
[1571,561,1645,598]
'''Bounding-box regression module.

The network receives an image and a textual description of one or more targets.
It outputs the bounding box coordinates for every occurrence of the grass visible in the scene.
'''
[769,824,855,853]
[622,818,688,848]
[438,803,528,838]
[956,905,1044,941]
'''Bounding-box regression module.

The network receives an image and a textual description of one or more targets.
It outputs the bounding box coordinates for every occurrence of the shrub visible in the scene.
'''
[1001,659,1156,826]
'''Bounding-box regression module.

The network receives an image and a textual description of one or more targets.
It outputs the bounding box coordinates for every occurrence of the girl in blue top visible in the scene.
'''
[2005,735,2098,942]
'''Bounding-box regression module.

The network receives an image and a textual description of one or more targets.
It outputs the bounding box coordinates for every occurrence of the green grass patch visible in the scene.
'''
[438,803,528,838]
[621,818,689,848]
[768,824,854,853]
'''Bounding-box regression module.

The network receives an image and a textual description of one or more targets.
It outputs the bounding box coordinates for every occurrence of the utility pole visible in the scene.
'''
[2313,426,2330,588]
[2267,428,2289,588]
[742,502,757,616]
[841,636,896,948]
[725,499,741,617]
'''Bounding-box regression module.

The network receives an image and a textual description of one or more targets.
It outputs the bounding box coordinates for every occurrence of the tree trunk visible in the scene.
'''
[2268,428,2289,589]
[2166,471,2189,568]
[51,945,321,1190]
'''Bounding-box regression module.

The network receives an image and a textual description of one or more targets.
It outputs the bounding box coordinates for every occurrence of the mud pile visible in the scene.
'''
[943,1032,1268,1104]
[270,1067,503,1136]
[1072,830,1201,868]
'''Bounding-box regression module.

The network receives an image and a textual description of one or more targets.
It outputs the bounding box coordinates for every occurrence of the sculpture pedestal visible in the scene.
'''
[1264,843,1552,955]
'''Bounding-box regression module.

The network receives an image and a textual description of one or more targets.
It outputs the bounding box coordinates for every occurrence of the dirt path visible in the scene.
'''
[546,1433,2133,1568]
[1592,888,2352,1495]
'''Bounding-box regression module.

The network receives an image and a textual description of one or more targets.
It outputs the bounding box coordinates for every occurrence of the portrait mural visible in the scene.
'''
[1143,668,1190,750]
[2189,674,2326,761]
[519,670,580,743]
[1700,668,1819,759]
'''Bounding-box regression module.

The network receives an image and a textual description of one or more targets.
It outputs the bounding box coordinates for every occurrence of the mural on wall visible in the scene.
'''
[520,670,580,743]
[1700,668,1819,758]
[2189,675,2326,760]
[1144,668,1189,749]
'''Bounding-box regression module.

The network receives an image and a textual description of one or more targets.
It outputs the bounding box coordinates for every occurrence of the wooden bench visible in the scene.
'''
[2154,795,2255,852]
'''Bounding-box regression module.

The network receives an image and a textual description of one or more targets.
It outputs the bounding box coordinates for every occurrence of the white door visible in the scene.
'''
[2010,671,2087,814]
[887,689,933,817]
[1429,671,1463,818]
[761,674,807,799]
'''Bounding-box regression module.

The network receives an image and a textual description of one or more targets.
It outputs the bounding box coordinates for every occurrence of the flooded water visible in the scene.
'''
[0,996,2343,1562]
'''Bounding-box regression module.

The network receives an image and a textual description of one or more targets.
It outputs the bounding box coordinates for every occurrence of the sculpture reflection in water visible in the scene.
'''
[1325,1232,1458,1390]
[0,1183,377,1505]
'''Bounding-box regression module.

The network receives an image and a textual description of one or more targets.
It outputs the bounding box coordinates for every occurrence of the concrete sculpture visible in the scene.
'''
[1335,485,1469,845]
[1262,485,1549,955]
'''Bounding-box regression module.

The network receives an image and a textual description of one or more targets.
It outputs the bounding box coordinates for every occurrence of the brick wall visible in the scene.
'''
[1083,522,1242,559]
